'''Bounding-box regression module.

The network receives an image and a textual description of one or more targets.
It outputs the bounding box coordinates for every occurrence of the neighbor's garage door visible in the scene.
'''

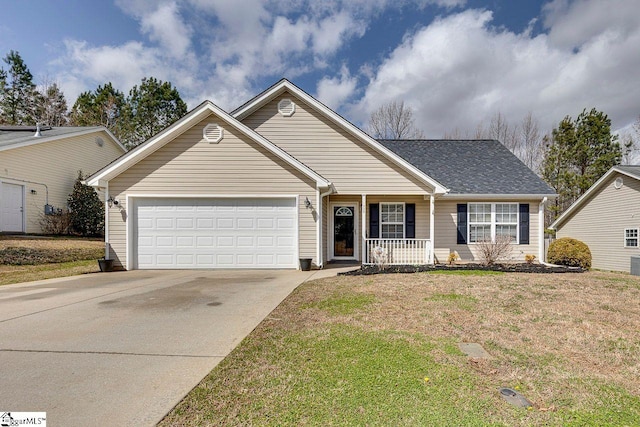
[135,198,297,269]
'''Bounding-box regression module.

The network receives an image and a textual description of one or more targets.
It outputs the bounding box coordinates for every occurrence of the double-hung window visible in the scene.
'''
[468,203,518,243]
[380,203,404,239]
[625,228,638,248]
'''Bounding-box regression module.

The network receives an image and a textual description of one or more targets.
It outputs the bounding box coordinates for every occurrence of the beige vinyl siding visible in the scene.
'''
[556,172,640,272]
[0,131,123,233]
[434,200,540,263]
[241,92,434,195]
[107,112,317,269]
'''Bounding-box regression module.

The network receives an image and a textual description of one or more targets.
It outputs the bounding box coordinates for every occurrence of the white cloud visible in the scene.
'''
[316,65,358,109]
[351,4,640,137]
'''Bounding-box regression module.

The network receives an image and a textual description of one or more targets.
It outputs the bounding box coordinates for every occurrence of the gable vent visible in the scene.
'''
[203,123,223,143]
[95,136,104,147]
[278,99,295,117]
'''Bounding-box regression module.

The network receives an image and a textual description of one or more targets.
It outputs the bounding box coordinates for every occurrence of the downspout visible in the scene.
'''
[104,183,110,260]
[317,185,334,268]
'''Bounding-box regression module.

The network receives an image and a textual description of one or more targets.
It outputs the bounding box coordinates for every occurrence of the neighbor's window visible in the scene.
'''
[380,203,404,239]
[469,203,518,243]
[625,228,638,248]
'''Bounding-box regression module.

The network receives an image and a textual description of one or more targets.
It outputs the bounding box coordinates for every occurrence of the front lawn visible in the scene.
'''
[0,236,103,285]
[161,271,640,426]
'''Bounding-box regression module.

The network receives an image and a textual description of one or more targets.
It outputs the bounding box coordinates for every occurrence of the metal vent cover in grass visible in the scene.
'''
[499,387,533,408]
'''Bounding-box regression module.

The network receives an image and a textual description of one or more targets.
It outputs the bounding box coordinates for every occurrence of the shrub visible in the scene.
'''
[476,235,513,265]
[67,171,104,236]
[39,208,71,235]
[447,252,458,265]
[525,254,536,264]
[547,237,591,269]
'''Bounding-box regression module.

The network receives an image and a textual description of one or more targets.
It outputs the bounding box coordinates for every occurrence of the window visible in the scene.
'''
[468,203,518,243]
[380,203,404,239]
[625,228,638,248]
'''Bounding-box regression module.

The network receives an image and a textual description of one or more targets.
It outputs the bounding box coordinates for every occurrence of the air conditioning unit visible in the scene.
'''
[631,256,640,276]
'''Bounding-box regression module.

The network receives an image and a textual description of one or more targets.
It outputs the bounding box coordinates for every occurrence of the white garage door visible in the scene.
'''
[135,198,297,269]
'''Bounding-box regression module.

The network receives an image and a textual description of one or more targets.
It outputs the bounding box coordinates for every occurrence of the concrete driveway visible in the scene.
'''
[0,268,345,426]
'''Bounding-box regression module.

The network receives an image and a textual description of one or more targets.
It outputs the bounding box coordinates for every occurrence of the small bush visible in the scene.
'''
[525,254,536,264]
[447,252,458,265]
[547,237,591,269]
[39,209,71,235]
[476,235,513,265]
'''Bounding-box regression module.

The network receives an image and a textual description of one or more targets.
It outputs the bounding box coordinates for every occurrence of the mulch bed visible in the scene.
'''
[340,263,585,276]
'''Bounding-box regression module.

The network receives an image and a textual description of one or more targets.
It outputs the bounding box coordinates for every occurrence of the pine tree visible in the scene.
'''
[0,50,38,125]
[542,108,621,221]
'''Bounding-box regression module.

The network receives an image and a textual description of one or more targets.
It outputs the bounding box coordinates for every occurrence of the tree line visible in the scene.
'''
[367,102,640,224]
[0,50,187,149]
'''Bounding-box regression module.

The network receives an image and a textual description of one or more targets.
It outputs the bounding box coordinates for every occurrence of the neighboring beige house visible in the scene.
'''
[0,126,126,234]
[550,165,640,272]
[87,79,555,270]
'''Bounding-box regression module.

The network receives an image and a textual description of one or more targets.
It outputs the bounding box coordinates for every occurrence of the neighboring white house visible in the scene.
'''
[550,165,640,272]
[0,126,126,234]
[87,79,555,270]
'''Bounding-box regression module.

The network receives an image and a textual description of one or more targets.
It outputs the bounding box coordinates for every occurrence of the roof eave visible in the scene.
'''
[0,127,125,153]
[442,193,557,200]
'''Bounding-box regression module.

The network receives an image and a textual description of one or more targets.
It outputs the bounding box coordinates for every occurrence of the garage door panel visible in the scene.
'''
[136,198,297,269]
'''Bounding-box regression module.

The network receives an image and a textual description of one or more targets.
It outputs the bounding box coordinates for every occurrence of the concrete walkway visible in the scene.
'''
[0,267,353,426]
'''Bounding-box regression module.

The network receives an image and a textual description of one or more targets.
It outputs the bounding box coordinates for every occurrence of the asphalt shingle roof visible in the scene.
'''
[615,165,640,180]
[379,139,556,195]
[0,126,103,150]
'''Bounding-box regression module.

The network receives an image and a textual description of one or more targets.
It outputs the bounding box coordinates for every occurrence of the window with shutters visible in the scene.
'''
[468,203,518,243]
[380,203,404,239]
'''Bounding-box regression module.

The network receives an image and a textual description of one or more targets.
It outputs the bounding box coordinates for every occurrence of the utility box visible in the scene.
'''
[44,204,54,215]
[631,256,640,276]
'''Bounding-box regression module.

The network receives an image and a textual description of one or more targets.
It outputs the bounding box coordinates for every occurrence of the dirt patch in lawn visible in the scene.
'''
[343,263,584,275]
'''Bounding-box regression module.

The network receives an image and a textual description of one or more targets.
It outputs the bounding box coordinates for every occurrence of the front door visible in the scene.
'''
[1,183,24,232]
[333,206,355,257]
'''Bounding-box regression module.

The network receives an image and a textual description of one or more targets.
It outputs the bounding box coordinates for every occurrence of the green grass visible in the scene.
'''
[303,292,376,315]
[0,259,99,285]
[165,326,498,426]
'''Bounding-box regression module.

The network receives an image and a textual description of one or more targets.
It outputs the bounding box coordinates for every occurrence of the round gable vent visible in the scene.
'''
[614,177,623,189]
[203,123,223,143]
[95,136,104,147]
[278,99,295,117]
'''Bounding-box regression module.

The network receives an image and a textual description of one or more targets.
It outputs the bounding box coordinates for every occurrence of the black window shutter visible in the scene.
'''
[369,203,379,238]
[519,203,530,244]
[405,204,416,238]
[457,204,467,244]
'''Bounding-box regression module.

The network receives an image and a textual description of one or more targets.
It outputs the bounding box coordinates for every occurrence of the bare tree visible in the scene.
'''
[487,111,518,152]
[518,112,544,173]
[366,101,425,139]
[35,78,68,126]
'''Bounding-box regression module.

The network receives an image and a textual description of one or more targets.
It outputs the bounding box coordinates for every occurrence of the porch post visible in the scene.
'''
[538,197,547,262]
[429,194,435,264]
[361,194,367,263]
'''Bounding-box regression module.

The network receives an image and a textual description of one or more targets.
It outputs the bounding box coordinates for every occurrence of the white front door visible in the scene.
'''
[1,183,24,232]
[134,197,298,269]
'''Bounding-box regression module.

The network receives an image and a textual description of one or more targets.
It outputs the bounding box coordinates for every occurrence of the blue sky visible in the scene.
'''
[1,0,639,138]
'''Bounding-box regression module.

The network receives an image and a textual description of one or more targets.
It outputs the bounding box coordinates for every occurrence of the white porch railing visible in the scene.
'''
[364,239,432,265]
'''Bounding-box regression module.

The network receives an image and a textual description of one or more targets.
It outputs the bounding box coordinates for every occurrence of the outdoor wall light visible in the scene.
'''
[107,197,120,208]
[304,197,312,209]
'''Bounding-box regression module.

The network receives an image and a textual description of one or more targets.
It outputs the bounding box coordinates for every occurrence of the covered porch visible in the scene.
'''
[319,194,435,266]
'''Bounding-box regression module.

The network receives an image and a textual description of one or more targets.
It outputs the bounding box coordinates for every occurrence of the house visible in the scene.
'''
[550,165,640,272]
[0,126,126,234]
[86,79,555,270]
